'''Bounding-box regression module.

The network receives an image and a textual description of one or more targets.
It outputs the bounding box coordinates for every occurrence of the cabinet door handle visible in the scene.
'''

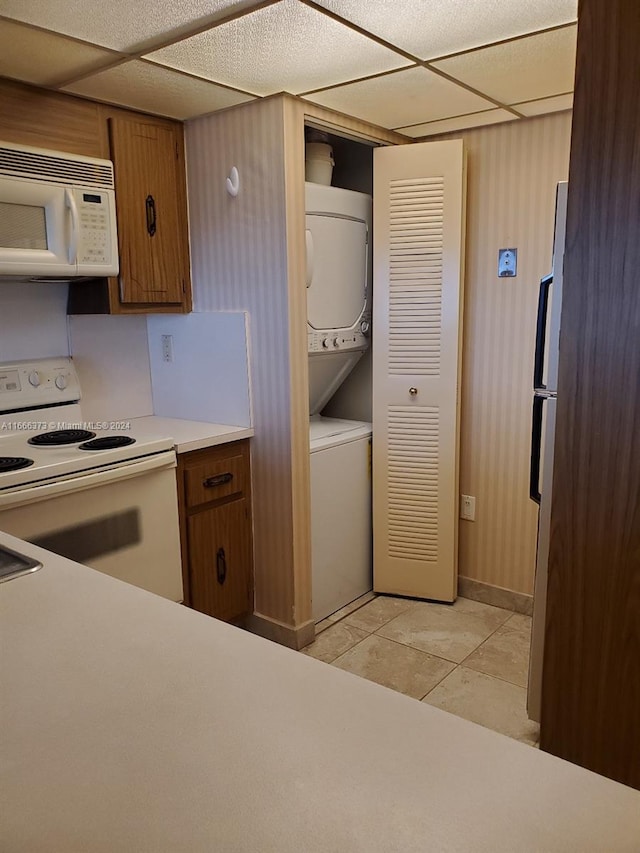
[145,194,157,237]
[203,472,233,488]
[216,547,227,585]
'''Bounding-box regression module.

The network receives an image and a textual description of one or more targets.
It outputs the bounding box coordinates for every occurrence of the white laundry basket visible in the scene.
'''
[305,142,334,185]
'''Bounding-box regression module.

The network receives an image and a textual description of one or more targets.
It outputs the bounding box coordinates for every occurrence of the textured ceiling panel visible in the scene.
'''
[147,0,408,96]
[303,66,495,130]
[313,0,577,60]
[0,0,260,52]
[0,19,116,86]
[63,60,254,120]
[434,26,577,105]
[514,92,573,116]
[396,109,517,139]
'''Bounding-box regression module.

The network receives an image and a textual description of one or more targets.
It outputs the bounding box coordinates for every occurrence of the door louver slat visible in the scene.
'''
[388,176,444,377]
[387,405,439,562]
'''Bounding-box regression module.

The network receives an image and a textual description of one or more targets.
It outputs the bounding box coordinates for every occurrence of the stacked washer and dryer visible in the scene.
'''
[306,181,373,622]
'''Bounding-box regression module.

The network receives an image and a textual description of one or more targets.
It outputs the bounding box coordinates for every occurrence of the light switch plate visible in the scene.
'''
[498,247,517,277]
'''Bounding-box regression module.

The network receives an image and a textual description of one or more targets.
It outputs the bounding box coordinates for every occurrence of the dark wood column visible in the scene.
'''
[540,0,640,788]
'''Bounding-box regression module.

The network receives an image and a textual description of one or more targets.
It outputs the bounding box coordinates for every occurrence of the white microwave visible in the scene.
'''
[0,141,118,280]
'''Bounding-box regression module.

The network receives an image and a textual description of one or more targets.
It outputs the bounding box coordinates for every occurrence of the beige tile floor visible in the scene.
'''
[302,593,540,747]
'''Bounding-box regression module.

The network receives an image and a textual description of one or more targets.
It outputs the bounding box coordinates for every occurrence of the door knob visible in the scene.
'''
[409,387,418,397]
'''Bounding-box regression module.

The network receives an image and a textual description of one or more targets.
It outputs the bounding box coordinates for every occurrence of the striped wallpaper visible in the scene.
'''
[442,112,573,594]
[186,97,307,628]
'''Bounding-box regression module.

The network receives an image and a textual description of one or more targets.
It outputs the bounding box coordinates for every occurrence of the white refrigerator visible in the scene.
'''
[527,181,568,722]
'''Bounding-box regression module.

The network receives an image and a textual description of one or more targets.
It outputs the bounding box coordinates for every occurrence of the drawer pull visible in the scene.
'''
[203,472,233,488]
[216,547,227,585]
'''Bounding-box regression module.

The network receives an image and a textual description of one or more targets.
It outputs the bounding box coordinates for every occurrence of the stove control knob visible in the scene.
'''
[28,370,40,387]
[55,375,68,390]
[322,338,330,349]
[333,337,341,348]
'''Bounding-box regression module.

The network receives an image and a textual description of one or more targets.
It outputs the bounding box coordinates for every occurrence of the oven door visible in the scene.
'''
[0,452,183,602]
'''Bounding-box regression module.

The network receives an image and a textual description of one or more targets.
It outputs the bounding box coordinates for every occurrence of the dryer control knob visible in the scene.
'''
[360,320,370,336]
[322,338,331,349]
[333,337,341,348]
[28,370,41,387]
[55,375,68,390]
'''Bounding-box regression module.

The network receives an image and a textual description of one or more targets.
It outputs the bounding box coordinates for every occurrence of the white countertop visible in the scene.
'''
[129,415,253,454]
[1,532,639,852]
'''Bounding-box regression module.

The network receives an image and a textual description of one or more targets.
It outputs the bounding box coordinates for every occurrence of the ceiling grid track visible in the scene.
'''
[0,0,577,130]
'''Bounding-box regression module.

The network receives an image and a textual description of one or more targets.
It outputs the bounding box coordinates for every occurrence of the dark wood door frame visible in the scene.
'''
[540,0,640,789]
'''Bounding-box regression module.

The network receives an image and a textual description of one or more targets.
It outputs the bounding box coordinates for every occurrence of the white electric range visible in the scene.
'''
[0,357,183,601]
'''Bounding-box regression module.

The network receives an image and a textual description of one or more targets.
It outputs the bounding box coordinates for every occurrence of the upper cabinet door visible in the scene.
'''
[109,117,191,306]
[372,139,466,602]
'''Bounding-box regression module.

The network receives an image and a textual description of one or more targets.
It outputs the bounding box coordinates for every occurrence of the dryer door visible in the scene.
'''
[306,213,368,331]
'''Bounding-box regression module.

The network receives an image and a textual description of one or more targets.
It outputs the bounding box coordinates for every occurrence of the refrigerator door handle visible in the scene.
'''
[530,395,544,504]
[534,273,553,390]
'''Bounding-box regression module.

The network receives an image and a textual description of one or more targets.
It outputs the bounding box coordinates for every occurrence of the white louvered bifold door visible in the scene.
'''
[373,140,465,601]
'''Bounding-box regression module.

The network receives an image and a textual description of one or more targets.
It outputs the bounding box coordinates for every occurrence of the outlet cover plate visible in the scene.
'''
[460,494,476,521]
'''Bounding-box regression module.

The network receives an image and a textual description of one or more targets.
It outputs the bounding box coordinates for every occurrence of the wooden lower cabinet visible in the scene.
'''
[188,500,252,622]
[177,440,253,623]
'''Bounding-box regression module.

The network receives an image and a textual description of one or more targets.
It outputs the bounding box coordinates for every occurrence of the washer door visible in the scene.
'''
[306,213,367,331]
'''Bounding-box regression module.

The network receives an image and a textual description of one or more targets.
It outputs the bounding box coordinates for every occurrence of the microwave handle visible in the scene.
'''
[65,188,79,265]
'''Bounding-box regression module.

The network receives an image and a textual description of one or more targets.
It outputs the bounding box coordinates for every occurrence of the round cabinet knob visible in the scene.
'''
[360,320,370,336]
[409,387,418,397]
[333,337,341,348]
[55,375,68,390]
[28,370,40,387]
[322,338,331,349]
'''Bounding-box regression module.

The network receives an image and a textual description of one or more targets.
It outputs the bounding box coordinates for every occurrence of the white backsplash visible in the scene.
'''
[1,285,251,428]
[68,314,153,420]
[147,312,251,427]
[0,281,70,363]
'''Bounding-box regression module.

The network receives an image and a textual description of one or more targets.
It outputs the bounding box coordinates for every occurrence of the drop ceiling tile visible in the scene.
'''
[396,109,517,139]
[147,0,409,97]
[514,92,573,116]
[63,60,253,120]
[0,0,259,52]
[302,66,495,131]
[433,26,577,105]
[313,0,577,60]
[0,18,116,87]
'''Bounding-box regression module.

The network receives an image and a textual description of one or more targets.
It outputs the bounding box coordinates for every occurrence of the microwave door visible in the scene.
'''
[0,177,75,276]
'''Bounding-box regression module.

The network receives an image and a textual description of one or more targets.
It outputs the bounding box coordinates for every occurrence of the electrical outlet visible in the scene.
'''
[460,494,476,521]
[161,334,174,363]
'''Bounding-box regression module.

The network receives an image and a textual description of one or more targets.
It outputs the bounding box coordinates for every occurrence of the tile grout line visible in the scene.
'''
[456,612,518,667]
[455,662,532,691]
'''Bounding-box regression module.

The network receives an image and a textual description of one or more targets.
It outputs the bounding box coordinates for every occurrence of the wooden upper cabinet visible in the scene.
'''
[0,79,192,314]
[109,117,190,308]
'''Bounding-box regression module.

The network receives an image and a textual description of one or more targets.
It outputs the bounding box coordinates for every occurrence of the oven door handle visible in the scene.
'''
[0,451,176,511]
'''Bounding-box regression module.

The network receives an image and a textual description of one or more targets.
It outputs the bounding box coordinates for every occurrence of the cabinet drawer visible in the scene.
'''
[185,453,246,508]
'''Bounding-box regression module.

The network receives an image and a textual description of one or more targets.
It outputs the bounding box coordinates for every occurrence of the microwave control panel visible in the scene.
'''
[74,189,113,266]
